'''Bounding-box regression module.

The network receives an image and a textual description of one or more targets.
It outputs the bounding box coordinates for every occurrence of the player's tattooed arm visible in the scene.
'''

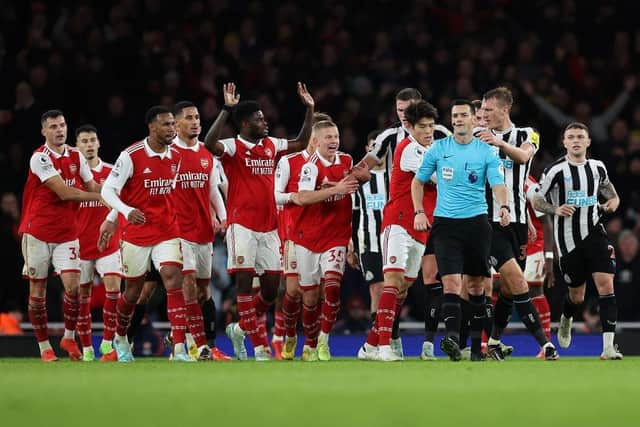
[287,82,315,153]
[599,181,620,213]
[204,83,240,156]
[533,195,576,217]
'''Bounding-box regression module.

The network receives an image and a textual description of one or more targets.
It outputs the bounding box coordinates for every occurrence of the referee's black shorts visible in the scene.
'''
[431,214,492,278]
[560,226,616,288]
[489,222,528,271]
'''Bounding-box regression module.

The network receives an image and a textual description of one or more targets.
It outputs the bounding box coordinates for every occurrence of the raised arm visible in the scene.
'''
[203,83,240,156]
[286,82,315,153]
[477,128,539,164]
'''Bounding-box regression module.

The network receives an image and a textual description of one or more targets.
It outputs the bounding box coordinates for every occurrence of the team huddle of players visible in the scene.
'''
[20,81,623,362]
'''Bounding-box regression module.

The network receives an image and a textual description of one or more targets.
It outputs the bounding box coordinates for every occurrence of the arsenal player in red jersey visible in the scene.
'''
[524,175,554,357]
[74,124,123,362]
[358,101,439,362]
[170,101,230,360]
[99,106,192,362]
[203,82,314,360]
[19,110,103,362]
[288,120,358,361]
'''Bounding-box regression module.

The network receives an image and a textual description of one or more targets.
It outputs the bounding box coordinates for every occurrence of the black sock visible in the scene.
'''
[424,283,443,342]
[459,298,473,348]
[491,293,513,340]
[469,294,485,355]
[201,297,217,347]
[483,295,494,338]
[441,293,461,344]
[513,292,548,346]
[562,294,581,319]
[599,294,617,333]
[127,304,147,342]
[391,308,401,340]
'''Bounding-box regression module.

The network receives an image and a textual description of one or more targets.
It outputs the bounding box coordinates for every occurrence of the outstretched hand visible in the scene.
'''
[98,219,118,252]
[223,83,240,107]
[297,82,314,108]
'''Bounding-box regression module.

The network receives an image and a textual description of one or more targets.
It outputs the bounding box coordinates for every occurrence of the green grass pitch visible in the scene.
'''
[1,357,638,427]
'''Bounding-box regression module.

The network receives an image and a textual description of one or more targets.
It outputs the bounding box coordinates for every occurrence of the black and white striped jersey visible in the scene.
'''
[352,169,388,254]
[368,122,452,189]
[475,125,540,224]
[538,156,610,256]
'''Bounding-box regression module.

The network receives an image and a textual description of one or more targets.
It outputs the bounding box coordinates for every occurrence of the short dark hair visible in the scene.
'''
[564,122,589,134]
[41,109,64,126]
[232,101,261,127]
[75,124,98,139]
[173,101,196,117]
[367,130,381,141]
[404,100,438,126]
[483,87,513,108]
[471,99,482,112]
[145,105,172,124]
[395,88,422,102]
[452,99,475,113]
[313,112,333,124]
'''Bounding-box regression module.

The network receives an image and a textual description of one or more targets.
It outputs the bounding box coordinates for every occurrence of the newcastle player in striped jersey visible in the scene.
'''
[351,130,387,345]
[533,122,622,360]
[477,87,557,360]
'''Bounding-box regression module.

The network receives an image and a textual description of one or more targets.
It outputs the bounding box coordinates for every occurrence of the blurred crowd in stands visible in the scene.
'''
[0,0,638,335]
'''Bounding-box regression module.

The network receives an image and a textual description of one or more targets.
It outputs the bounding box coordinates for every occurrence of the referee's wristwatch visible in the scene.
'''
[415,209,425,215]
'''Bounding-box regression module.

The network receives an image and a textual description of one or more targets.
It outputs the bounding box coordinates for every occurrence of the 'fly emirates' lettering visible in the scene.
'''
[176,171,209,189]
[245,158,274,175]
[144,178,174,195]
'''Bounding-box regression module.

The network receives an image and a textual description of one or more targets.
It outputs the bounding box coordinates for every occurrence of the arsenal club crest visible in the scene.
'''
[69,163,78,174]
[201,158,209,168]
[264,148,273,157]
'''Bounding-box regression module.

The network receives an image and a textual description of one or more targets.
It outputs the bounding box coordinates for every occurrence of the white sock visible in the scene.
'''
[318,331,329,345]
[233,323,245,336]
[254,345,265,353]
[63,329,75,339]
[38,340,52,353]
[174,343,186,354]
[603,332,614,349]
[101,339,111,347]
[364,342,377,350]
[83,346,93,353]
[114,333,128,344]
[186,333,196,348]
[272,334,283,342]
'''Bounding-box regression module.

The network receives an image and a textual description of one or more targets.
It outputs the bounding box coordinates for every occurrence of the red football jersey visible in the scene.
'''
[381,137,436,244]
[275,150,310,241]
[291,152,353,252]
[106,140,181,246]
[220,136,287,232]
[525,176,544,255]
[19,144,93,243]
[76,160,120,259]
[172,140,217,243]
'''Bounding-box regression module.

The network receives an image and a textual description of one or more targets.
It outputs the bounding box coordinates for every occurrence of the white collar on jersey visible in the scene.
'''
[44,143,70,158]
[143,137,173,159]
[172,136,202,151]
[237,134,265,148]
[565,155,588,166]
[91,159,104,172]
[316,151,341,166]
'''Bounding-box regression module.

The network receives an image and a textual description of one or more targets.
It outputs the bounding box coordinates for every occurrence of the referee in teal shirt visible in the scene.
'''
[411,99,509,361]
